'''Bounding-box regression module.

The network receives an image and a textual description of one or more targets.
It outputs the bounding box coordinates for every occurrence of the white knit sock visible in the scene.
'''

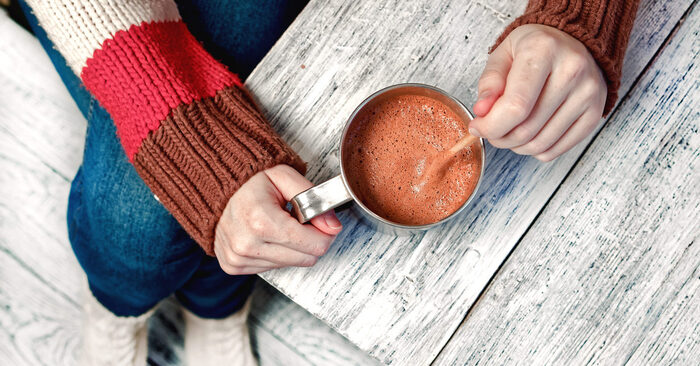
[183,297,257,366]
[80,283,156,366]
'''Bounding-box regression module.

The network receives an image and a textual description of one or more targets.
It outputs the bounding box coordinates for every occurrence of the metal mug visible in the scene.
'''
[290,83,486,233]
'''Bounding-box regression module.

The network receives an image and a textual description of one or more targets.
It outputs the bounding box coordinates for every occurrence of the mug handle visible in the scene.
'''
[290,175,353,223]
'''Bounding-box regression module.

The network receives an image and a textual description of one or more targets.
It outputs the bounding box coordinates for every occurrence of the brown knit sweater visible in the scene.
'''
[494,0,642,116]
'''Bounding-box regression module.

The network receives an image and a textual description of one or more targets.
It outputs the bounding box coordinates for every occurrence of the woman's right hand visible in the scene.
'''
[214,164,342,275]
[470,24,607,162]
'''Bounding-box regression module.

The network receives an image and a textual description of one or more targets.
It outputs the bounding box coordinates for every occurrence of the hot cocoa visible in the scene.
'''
[343,94,481,225]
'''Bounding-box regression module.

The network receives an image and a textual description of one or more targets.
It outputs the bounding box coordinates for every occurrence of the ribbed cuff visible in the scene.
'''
[133,85,306,255]
[491,1,641,116]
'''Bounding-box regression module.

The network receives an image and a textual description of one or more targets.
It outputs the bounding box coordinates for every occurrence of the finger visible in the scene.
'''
[265,213,335,256]
[214,230,281,269]
[309,211,343,236]
[235,239,319,267]
[473,41,513,117]
[534,108,602,162]
[225,266,275,275]
[264,164,313,200]
[265,164,343,235]
[510,95,586,156]
[214,228,232,267]
[225,253,280,268]
[242,196,336,254]
[489,74,574,149]
[470,49,553,139]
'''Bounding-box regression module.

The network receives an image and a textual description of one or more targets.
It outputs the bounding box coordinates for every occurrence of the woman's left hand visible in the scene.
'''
[470,24,607,162]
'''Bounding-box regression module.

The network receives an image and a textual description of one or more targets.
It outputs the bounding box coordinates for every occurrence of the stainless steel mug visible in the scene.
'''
[290,83,486,233]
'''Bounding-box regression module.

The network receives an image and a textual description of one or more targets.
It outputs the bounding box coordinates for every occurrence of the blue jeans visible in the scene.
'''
[20,0,307,318]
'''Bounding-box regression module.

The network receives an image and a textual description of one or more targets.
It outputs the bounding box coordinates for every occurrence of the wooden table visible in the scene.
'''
[246,0,700,364]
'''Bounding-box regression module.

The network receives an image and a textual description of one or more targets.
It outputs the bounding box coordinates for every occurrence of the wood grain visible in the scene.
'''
[433,4,700,364]
[249,0,694,364]
[0,11,87,365]
[0,249,82,366]
[251,320,312,366]
[0,7,86,302]
[250,282,381,366]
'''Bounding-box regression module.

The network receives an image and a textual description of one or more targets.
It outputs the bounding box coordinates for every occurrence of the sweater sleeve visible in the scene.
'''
[25,0,305,255]
[493,0,642,115]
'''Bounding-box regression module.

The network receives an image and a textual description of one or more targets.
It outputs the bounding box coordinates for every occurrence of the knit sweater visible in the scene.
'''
[494,0,642,115]
[26,0,305,255]
[26,0,639,255]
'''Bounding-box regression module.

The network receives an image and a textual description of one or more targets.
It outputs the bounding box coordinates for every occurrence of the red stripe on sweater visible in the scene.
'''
[81,20,243,160]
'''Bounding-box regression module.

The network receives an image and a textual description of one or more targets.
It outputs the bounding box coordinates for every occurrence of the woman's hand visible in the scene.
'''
[214,164,342,275]
[470,24,607,162]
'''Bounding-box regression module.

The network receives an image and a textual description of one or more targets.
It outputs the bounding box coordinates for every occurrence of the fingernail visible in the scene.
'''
[469,127,482,138]
[324,214,342,229]
[477,91,491,102]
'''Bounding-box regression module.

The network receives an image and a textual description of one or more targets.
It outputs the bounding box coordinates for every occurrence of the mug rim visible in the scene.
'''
[338,83,486,230]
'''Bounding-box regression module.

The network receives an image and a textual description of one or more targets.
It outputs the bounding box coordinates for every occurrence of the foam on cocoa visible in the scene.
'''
[343,94,481,225]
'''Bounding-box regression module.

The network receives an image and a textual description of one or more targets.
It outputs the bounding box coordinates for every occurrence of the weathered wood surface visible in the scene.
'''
[433,5,700,365]
[0,10,85,365]
[249,0,695,364]
[0,10,369,366]
[250,283,381,366]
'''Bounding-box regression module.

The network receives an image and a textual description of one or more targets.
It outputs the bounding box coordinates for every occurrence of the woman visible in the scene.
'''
[20,0,639,364]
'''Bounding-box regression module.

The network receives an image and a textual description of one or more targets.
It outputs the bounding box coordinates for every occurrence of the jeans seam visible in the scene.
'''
[69,97,95,238]
[82,97,96,159]
[67,171,85,245]
[86,96,96,121]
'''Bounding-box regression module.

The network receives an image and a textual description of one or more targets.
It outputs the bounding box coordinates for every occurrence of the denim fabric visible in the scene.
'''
[20,0,307,318]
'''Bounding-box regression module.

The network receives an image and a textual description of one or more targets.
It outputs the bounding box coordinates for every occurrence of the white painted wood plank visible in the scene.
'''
[250,282,381,366]
[249,0,694,364]
[0,8,86,301]
[626,265,700,365]
[0,10,85,180]
[251,323,312,366]
[433,5,700,365]
[0,249,82,366]
[0,13,87,365]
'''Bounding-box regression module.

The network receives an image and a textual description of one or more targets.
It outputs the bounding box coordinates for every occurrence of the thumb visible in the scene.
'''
[472,41,512,120]
[263,164,343,236]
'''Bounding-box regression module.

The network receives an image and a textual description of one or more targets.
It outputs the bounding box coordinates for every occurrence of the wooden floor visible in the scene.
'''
[0,9,378,366]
